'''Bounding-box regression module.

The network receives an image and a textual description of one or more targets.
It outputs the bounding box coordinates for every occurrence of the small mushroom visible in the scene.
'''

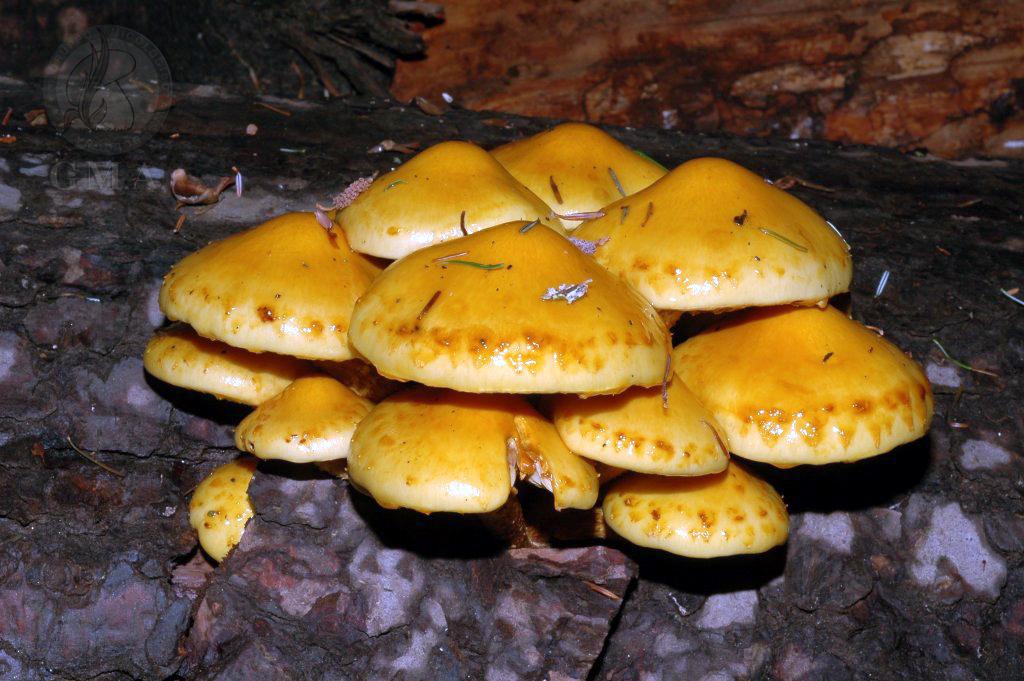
[574,157,853,312]
[159,212,382,361]
[673,305,934,466]
[349,387,600,514]
[338,141,561,259]
[511,414,599,510]
[143,324,310,405]
[189,457,257,562]
[551,375,730,476]
[348,388,523,514]
[349,220,671,394]
[603,461,789,558]
[234,376,372,463]
[491,122,666,230]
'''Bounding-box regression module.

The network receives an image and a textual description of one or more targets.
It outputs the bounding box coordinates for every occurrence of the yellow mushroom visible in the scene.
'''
[234,376,372,463]
[348,387,599,514]
[349,221,671,395]
[673,305,933,466]
[491,122,667,230]
[160,211,382,361]
[348,388,522,514]
[338,141,560,259]
[511,414,599,511]
[189,457,257,562]
[574,157,852,312]
[603,462,789,557]
[551,375,729,476]
[143,324,310,405]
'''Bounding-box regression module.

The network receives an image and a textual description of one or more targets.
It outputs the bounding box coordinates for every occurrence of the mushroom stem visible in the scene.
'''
[478,494,550,549]
[478,491,607,548]
[658,309,682,328]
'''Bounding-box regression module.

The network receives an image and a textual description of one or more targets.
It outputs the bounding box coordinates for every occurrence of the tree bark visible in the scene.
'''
[393,0,1024,159]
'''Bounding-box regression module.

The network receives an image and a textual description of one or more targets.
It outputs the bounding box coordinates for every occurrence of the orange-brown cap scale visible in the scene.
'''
[143,324,311,405]
[160,212,382,361]
[603,462,789,558]
[491,122,666,230]
[235,376,372,463]
[575,157,852,312]
[551,375,729,476]
[189,457,258,562]
[339,141,560,259]
[349,221,671,395]
[673,305,933,467]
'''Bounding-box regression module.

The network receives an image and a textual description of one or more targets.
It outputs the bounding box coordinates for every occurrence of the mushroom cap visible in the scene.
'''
[159,212,382,361]
[348,388,523,513]
[143,324,310,405]
[603,462,789,558]
[574,157,853,311]
[551,376,730,476]
[349,221,671,394]
[491,122,666,230]
[234,376,372,463]
[511,414,599,510]
[189,457,257,562]
[673,305,934,466]
[339,141,560,259]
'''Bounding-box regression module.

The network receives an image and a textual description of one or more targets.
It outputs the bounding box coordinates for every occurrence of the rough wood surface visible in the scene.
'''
[393,0,1024,159]
[0,81,1022,679]
[3,0,440,99]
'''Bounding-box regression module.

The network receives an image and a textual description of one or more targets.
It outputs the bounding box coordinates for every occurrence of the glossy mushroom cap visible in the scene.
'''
[234,376,372,463]
[551,376,729,476]
[673,305,934,467]
[143,325,310,405]
[348,387,599,514]
[348,389,522,514]
[349,221,671,394]
[189,457,257,562]
[339,141,559,259]
[574,157,853,312]
[603,462,789,558]
[491,122,666,230]
[160,212,382,361]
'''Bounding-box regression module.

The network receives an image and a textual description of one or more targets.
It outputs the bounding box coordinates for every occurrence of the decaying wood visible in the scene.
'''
[393,0,1024,159]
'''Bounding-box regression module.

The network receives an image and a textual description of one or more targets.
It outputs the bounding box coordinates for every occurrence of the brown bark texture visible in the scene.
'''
[392,0,1024,159]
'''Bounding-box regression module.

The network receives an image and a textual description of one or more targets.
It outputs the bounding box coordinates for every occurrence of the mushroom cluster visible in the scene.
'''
[146,123,933,564]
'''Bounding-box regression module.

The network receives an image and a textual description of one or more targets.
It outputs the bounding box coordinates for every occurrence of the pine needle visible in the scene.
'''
[549,175,563,204]
[608,167,626,197]
[932,339,998,377]
[66,436,124,477]
[759,227,808,252]
[1000,288,1024,306]
[519,219,540,233]
[448,260,504,270]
